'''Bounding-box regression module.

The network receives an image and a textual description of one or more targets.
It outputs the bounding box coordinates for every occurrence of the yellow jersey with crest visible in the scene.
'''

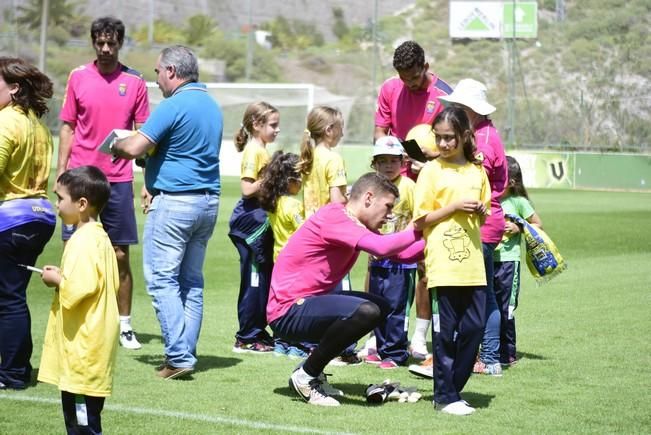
[414,159,491,287]
[380,175,415,235]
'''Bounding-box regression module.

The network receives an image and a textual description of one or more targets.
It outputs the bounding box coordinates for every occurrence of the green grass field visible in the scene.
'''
[1,179,650,434]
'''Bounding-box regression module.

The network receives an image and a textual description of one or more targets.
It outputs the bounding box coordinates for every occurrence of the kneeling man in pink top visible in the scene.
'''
[267,172,424,406]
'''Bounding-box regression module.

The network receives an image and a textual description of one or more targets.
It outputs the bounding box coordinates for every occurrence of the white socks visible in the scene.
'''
[119,315,132,333]
[295,367,316,384]
[411,318,431,347]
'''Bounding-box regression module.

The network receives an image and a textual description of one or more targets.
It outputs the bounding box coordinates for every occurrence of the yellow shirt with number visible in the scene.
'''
[240,142,270,180]
[269,195,304,261]
[302,145,347,217]
[414,159,491,287]
[0,105,52,200]
[38,222,120,397]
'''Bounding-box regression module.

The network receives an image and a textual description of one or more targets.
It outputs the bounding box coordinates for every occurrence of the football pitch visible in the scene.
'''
[1,178,650,434]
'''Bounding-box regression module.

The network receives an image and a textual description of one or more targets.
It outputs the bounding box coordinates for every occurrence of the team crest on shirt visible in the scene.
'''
[118,83,127,96]
[426,100,436,113]
[442,224,471,262]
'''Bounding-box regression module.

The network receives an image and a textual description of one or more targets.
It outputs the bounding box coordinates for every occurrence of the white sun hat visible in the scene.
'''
[373,135,404,156]
[438,78,496,115]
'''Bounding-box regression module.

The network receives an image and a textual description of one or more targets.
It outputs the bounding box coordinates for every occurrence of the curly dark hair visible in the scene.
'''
[392,40,425,72]
[90,16,125,44]
[0,57,53,117]
[259,151,301,212]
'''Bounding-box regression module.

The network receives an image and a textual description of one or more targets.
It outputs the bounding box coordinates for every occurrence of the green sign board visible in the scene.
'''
[503,2,538,38]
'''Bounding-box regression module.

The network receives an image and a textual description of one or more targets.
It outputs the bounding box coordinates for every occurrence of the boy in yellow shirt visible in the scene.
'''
[39,165,119,434]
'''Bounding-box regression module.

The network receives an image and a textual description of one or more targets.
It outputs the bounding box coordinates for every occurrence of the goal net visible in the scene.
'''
[146,83,356,175]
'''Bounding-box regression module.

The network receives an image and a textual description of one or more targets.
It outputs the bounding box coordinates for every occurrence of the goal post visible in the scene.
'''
[146,82,356,176]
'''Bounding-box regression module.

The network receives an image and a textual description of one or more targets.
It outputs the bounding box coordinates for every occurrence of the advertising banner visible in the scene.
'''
[449,1,538,39]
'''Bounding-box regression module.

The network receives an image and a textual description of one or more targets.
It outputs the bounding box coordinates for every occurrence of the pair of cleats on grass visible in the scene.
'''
[366,380,422,404]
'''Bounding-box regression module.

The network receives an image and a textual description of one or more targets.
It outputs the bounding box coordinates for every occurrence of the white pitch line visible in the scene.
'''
[0,394,356,435]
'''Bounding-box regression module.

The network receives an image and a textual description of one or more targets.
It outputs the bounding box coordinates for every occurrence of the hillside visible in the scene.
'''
[0,0,415,41]
[0,0,649,150]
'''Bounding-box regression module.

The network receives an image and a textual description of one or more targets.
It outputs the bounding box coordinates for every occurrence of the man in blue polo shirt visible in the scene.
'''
[113,45,222,380]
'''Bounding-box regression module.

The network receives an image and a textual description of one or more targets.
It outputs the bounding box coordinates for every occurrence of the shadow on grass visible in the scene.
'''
[273,382,435,407]
[133,354,242,374]
[462,391,495,409]
[516,351,545,361]
[129,332,161,345]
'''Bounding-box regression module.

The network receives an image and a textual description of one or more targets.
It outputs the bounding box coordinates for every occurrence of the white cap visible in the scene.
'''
[373,135,404,156]
[439,78,496,115]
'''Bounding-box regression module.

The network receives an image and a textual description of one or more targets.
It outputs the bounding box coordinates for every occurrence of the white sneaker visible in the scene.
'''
[317,373,344,397]
[408,354,433,379]
[120,330,142,350]
[409,341,429,360]
[437,400,476,416]
[289,370,340,407]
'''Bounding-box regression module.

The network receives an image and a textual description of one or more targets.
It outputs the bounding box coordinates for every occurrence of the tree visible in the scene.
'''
[17,0,75,30]
[185,14,217,46]
[132,19,185,45]
[332,7,349,40]
[260,16,324,51]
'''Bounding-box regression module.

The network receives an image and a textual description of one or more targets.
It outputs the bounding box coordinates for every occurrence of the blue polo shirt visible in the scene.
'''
[140,82,222,195]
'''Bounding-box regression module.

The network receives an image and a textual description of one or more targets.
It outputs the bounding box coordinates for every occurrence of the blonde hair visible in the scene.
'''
[234,101,279,152]
[297,105,343,175]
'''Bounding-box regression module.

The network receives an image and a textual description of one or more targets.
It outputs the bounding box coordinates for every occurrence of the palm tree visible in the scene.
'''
[17,0,76,30]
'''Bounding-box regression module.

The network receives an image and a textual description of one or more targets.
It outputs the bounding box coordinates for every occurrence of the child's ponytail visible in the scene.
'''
[233,101,278,152]
[297,129,314,175]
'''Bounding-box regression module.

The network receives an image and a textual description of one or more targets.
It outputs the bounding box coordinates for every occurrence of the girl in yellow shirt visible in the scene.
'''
[296,106,358,364]
[259,151,316,358]
[297,106,348,218]
[413,106,490,416]
[259,151,304,262]
[228,101,280,353]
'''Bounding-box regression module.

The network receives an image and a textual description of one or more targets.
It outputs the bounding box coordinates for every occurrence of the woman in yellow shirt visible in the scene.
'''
[0,57,55,390]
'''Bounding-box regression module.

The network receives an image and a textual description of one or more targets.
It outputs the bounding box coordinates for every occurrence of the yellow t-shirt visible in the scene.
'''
[268,195,304,261]
[414,159,491,287]
[240,142,270,180]
[381,175,415,234]
[0,105,52,200]
[38,222,120,397]
[302,145,347,217]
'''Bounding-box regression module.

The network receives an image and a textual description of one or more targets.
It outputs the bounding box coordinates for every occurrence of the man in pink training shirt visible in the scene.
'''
[268,173,424,406]
[375,40,452,362]
[56,17,150,350]
[375,40,452,175]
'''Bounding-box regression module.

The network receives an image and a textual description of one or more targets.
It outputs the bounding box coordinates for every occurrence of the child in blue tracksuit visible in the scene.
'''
[494,156,543,365]
[365,136,417,369]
